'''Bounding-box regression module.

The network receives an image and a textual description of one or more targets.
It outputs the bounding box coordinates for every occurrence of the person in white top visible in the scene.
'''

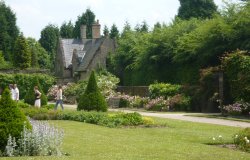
[34,86,42,108]
[13,84,19,101]
[54,85,64,110]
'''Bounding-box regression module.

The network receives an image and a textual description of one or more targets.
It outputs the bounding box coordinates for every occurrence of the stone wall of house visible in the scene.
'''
[78,38,116,80]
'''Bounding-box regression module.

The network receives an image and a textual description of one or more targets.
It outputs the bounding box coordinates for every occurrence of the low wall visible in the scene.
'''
[0,69,51,74]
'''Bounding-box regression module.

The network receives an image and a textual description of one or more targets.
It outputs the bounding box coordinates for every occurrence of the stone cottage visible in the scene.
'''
[55,20,116,83]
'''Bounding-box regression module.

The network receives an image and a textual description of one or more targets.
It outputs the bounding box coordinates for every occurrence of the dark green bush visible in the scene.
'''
[77,71,107,112]
[17,100,31,108]
[149,83,181,99]
[24,78,48,106]
[0,88,31,151]
[119,98,130,108]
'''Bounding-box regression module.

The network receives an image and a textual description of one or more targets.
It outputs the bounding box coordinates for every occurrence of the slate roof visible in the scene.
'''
[77,38,105,71]
[60,39,89,68]
[60,38,105,71]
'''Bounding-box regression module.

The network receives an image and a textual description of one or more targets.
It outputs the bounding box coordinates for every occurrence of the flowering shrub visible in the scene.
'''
[222,101,249,116]
[234,128,250,152]
[145,97,169,111]
[211,135,225,146]
[4,119,64,157]
[47,71,119,104]
[168,94,191,111]
[114,94,149,108]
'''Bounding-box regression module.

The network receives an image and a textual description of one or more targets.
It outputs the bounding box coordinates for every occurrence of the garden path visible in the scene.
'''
[62,104,250,128]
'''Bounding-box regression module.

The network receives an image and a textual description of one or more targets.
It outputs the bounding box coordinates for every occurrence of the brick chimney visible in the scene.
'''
[80,25,87,40]
[92,20,101,39]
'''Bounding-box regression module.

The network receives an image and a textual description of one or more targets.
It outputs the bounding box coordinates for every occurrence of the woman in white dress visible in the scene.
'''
[34,86,42,108]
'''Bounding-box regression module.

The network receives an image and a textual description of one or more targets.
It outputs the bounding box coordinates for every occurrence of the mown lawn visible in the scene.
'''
[1,118,249,160]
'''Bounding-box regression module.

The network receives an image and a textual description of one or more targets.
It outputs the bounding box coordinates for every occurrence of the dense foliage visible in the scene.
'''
[77,71,108,111]
[108,1,250,87]
[177,0,218,20]
[222,50,250,102]
[0,73,55,99]
[27,38,51,69]
[39,24,60,70]
[24,78,48,106]
[109,24,119,39]
[149,83,181,99]
[60,21,74,38]
[0,88,31,151]
[0,1,19,61]
[13,34,31,69]
[73,8,95,39]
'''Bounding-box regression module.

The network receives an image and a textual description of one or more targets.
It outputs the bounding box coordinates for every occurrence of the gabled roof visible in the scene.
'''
[60,39,90,68]
[77,38,105,71]
[59,38,105,70]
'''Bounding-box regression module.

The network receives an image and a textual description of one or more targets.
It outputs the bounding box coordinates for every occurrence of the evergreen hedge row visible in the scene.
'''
[0,73,55,100]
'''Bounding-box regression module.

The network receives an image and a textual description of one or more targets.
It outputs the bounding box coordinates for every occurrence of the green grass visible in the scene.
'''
[1,118,250,160]
[186,113,250,123]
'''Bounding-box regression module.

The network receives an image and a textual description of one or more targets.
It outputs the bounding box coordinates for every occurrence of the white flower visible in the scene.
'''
[246,140,250,143]
[235,135,238,138]
[212,137,216,141]
[219,135,222,138]
[244,137,248,140]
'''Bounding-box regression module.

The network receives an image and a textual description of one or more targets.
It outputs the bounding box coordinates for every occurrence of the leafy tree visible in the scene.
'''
[0,88,31,151]
[0,1,19,61]
[39,24,59,69]
[13,34,31,69]
[154,22,161,28]
[109,24,119,39]
[77,71,107,112]
[60,21,74,38]
[121,21,132,37]
[73,8,95,39]
[135,21,149,33]
[0,50,11,69]
[27,38,51,69]
[177,0,218,19]
[103,25,109,37]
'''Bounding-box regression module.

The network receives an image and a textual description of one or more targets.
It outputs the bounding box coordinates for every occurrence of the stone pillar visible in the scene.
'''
[80,25,87,40]
[92,20,101,39]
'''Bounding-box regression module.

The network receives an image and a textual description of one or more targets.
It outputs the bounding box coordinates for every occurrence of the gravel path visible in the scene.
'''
[62,104,250,128]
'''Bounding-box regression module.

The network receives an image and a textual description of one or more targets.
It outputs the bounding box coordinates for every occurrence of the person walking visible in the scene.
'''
[34,86,42,108]
[54,85,64,110]
[13,84,19,102]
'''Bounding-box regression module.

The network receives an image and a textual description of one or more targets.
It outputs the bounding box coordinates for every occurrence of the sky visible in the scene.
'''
[4,0,236,40]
